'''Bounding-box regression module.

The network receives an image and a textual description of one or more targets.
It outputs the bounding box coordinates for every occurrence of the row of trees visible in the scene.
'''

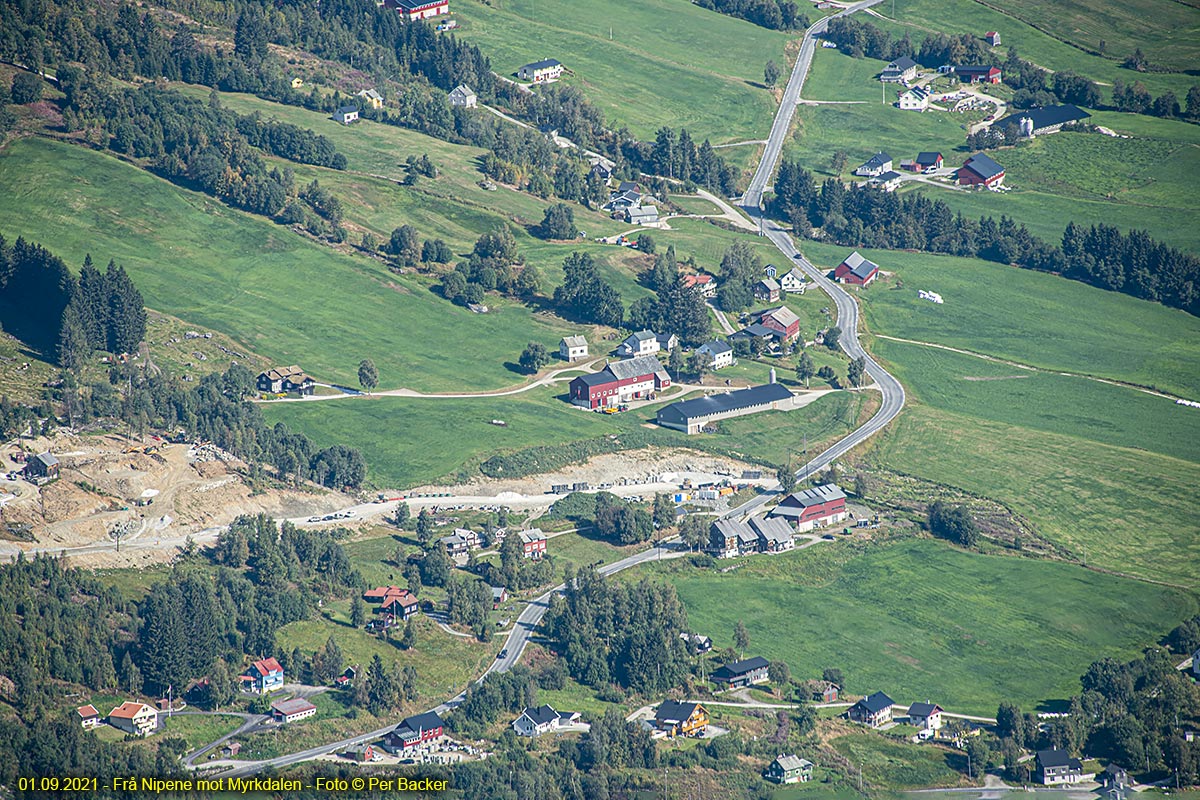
[695,0,809,30]
[768,158,1200,315]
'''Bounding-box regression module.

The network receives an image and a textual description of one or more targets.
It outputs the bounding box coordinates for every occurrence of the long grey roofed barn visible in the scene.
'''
[657,383,792,434]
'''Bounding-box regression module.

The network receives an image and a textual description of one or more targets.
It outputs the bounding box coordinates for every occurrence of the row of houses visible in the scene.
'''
[855,150,1005,190]
[78,701,159,736]
[704,483,847,555]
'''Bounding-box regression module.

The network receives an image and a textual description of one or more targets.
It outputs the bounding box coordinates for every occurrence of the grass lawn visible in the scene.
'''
[650,538,1197,716]
[831,731,967,790]
[276,613,493,703]
[798,241,1200,399]
[0,136,592,391]
[452,0,792,142]
[161,714,243,752]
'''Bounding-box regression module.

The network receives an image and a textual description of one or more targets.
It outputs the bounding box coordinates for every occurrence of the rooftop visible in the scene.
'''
[658,383,792,423]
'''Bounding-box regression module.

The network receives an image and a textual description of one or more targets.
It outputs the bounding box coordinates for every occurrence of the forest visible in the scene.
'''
[769,159,1200,314]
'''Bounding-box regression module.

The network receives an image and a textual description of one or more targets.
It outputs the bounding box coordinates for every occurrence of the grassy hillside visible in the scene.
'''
[652,538,1196,715]
[452,0,791,142]
[797,242,1200,399]
[871,339,1200,587]
[0,136,586,391]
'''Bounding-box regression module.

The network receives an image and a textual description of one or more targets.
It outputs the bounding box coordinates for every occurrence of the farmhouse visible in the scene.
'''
[626,205,659,226]
[23,452,59,483]
[654,700,708,736]
[958,152,1005,187]
[754,278,781,302]
[589,160,613,185]
[512,704,580,736]
[680,632,713,652]
[869,170,903,191]
[333,106,359,125]
[241,657,284,694]
[271,697,317,724]
[108,702,158,736]
[379,593,419,620]
[682,273,716,297]
[766,754,814,784]
[780,268,808,293]
[605,189,643,211]
[696,340,734,370]
[657,383,794,435]
[382,711,445,753]
[518,58,564,83]
[77,704,101,729]
[363,585,411,604]
[954,65,1002,84]
[834,252,880,286]
[568,355,670,409]
[384,0,450,22]
[712,656,770,688]
[448,84,477,108]
[440,528,480,555]
[1037,749,1084,785]
[994,104,1091,137]
[560,335,588,362]
[356,88,384,109]
[519,529,547,559]
[618,330,661,358]
[898,86,930,111]
[907,701,944,731]
[656,332,679,352]
[849,692,895,728]
[854,152,892,177]
[915,151,944,172]
[880,56,919,83]
[760,306,801,340]
[709,518,759,558]
[771,483,848,532]
[257,366,315,395]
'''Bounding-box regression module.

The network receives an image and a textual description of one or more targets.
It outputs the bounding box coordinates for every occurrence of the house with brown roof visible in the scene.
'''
[77,704,102,729]
[257,366,315,396]
[108,701,158,736]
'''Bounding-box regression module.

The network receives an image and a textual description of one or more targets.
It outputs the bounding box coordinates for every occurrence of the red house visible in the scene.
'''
[384,0,449,21]
[955,65,1001,84]
[833,252,880,286]
[379,594,419,620]
[569,355,670,409]
[769,483,848,532]
[382,711,445,753]
[519,529,547,559]
[363,585,410,604]
[759,306,801,341]
[958,153,1005,187]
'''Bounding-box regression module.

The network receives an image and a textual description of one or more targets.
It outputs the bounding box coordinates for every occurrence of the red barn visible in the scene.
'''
[958,152,1005,187]
[759,306,801,341]
[955,65,1001,84]
[384,0,449,21]
[769,483,848,532]
[833,252,880,286]
[569,355,670,409]
[382,711,445,753]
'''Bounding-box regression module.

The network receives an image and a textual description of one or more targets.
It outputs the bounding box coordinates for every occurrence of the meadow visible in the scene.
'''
[452,0,791,142]
[651,538,1196,715]
[869,339,1200,587]
[831,732,966,790]
[797,241,1200,399]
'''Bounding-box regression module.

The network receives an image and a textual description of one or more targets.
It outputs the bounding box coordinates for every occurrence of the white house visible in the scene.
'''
[780,268,808,294]
[108,702,158,736]
[907,702,943,731]
[271,697,318,724]
[898,86,930,111]
[518,59,564,83]
[854,152,892,177]
[696,340,734,370]
[512,704,580,736]
[448,84,477,108]
[626,205,659,225]
[333,106,359,125]
[560,335,588,362]
[77,704,102,729]
[869,170,903,192]
[618,330,661,358]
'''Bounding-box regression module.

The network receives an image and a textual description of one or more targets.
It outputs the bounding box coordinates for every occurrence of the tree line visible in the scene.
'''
[769,159,1200,315]
[694,0,809,30]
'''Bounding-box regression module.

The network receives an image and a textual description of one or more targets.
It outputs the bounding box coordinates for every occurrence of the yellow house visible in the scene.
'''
[290,77,304,89]
[654,700,708,736]
[357,88,384,109]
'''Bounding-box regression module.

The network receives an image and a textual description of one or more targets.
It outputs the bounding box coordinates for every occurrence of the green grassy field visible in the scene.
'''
[797,241,1200,398]
[259,384,866,487]
[0,136,594,391]
[867,335,1200,587]
[452,0,791,142]
[652,538,1196,715]
[831,732,967,790]
[161,714,244,752]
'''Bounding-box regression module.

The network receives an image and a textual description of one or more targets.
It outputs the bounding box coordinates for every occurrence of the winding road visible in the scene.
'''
[209,0,905,776]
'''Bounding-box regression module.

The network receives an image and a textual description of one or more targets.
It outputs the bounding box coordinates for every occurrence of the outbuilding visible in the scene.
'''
[657,383,794,435]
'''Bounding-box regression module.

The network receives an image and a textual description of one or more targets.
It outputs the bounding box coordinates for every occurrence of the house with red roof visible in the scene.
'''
[383,0,449,22]
[77,704,102,729]
[379,593,420,620]
[108,701,158,736]
[241,657,284,694]
[759,306,801,341]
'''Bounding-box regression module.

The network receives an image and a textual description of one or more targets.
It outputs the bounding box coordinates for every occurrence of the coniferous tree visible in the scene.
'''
[57,303,89,371]
[104,261,147,355]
